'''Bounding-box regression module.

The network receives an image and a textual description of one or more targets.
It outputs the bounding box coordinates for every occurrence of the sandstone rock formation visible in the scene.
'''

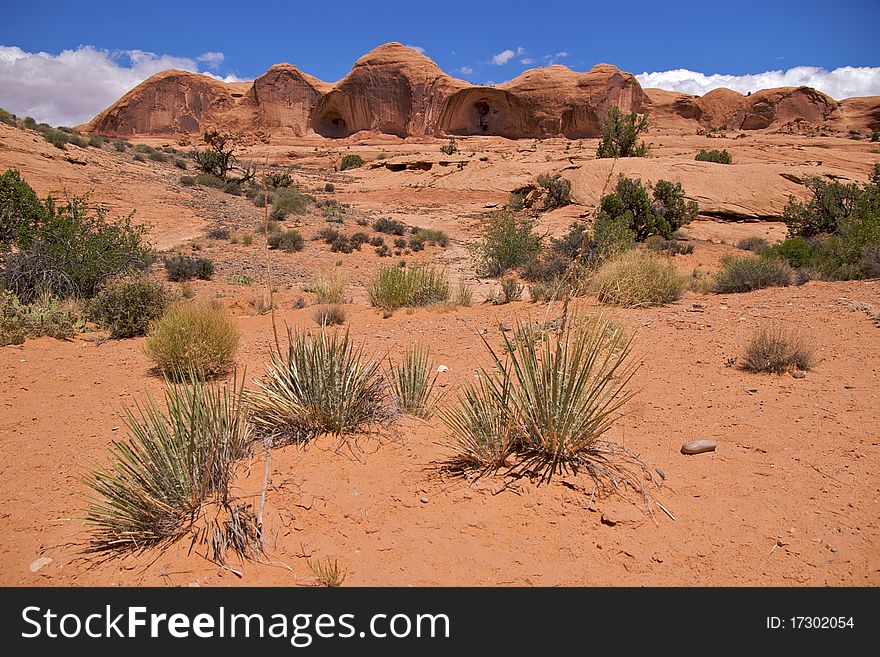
[85,43,880,139]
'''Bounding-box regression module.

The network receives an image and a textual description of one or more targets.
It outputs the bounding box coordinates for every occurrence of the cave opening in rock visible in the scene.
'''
[314,108,349,138]
[474,101,490,132]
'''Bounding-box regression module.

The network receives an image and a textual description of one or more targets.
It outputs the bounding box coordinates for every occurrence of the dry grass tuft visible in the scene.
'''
[741,325,816,374]
[592,251,686,307]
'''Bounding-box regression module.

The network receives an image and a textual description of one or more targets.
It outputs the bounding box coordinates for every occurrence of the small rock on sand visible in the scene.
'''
[681,439,717,455]
[29,557,52,573]
[436,365,449,373]
[792,370,806,379]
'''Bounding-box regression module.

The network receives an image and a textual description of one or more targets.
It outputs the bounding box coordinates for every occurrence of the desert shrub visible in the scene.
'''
[373,218,408,235]
[40,127,87,150]
[367,264,450,311]
[305,273,347,304]
[592,251,686,307]
[90,273,168,339]
[375,245,390,257]
[350,232,370,248]
[242,234,254,246]
[455,279,473,306]
[264,171,293,188]
[148,150,168,162]
[228,275,253,286]
[440,138,458,155]
[646,236,694,255]
[741,325,815,374]
[206,226,230,240]
[1,290,82,346]
[411,227,449,247]
[163,255,214,282]
[223,181,242,196]
[0,108,15,125]
[111,139,127,152]
[784,177,861,238]
[711,255,793,293]
[537,173,572,209]
[490,276,524,304]
[312,304,347,326]
[174,159,188,170]
[87,135,105,148]
[388,345,438,418]
[324,182,335,193]
[195,173,225,189]
[267,230,305,252]
[330,235,353,253]
[871,129,880,143]
[251,190,275,207]
[695,149,732,164]
[318,227,341,244]
[471,210,541,276]
[597,106,649,158]
[369,236,384,247]
[179,175,195,186]
[0,168,46,249]
[440,316,637,480]
[339,154,365,171]
[597,176,698,241]
[145,303,239,379]
[83,371,254,557]
[393,237,407,249]
[736,236,770,253]
[249,327,385,441]
[270,187,308,219]
[507,190,528,211]
[1,193,152,301]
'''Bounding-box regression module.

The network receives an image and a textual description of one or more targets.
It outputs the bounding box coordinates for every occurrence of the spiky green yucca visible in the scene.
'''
[84,371,251,553]
[367,264,450,311]
[249,328,385,441]
[389,346,439,418]
[442,316,637,480]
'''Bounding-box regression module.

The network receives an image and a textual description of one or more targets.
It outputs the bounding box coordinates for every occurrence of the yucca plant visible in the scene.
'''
[83,369,252,555]
[388,346,440,418]
[442,316,639,483]
[249,327,386,441]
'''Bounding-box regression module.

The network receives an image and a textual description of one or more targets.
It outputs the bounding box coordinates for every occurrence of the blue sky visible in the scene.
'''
[1,0,879,125]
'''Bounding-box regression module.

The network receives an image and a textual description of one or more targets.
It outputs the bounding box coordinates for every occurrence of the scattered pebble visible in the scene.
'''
[792,370,806,379]
[681,439,717,455]
[29,557,52,573]
[436,365,449,373]
[419,496,429,504]
[745,387,758,394]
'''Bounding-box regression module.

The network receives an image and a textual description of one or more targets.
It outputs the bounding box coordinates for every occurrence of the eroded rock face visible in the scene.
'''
[85,43,873,139]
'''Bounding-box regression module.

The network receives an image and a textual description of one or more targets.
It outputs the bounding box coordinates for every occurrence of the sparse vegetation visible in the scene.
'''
[537,173,572,209]
[711,255,793,293]
[646,236,694,255]
[89,273,168,339]
[597,176,698,241]
[249,327,386,441]
[305,273,347,304]
[741,325,815,374]
[267,230,305,252]
[1,290,82,346]
[597,106,649,158]
[695,149,732,164]
[440,138,458,155]
[367,264,450,311]
[270,186,308,219]
[163,255,214,282]
[411,227,449,247]
[312,304,347,326]
[454,279,473,307]
[145,303,239,379]
[192,131,255,184]
[592,251,687,307]
[373,218,408,235]
[736,236,770,253]
[339,154,365,171]
[489,276,524,304]
[471,210,541,276]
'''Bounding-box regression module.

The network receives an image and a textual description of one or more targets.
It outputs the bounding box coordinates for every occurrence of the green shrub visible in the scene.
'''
[367,264,450,311]
[174,159,188,170]
[195,173,225,189]
[242,234,254,246]
[324,182,335,192]
[145,303,239,379]
[249,327,386,441]
[0,168,46,249]
[597,176,698,241]
[411,227,449,247]
[0,108,15,125]
[83,371,254,557]
[507,190,528,211]
[339,154,365,171]
[90,273,168,338]
[711,255,793,293]
[87,135,106,148]
[148,150,168,162]
[270,187,308,219]
[206,226,230,240]
[455,279,473,306]
[440,316,636,479]
[741,325,815,374]
[1,193,152,301]
[179,175,195,186]
[267,230,305,252]
[163,255,214,282]
[440,138,458,155]
[264,171,294,188]
[490,276,524,304]
[597,106,649,158]
[1,290,82,345]
[373,218,408,235]
[646,236,694,255]
[695,149,732,164]
[592,250,686,307]
[132,153,146,162]
[388,345,439,418]
[784,177,861,238]
[537,173,572,209]
[736,236,770,253]
[471,209,542,276]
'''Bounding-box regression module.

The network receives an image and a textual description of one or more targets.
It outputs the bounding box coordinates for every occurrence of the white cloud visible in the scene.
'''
[492,49,515,66]
[554,51,569,58]
[197,51,224,69]
[0,44,240,126]
[404,44,426,54]
[457,66,473,75]
[635,65,880,100]
[519,58,535,66]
